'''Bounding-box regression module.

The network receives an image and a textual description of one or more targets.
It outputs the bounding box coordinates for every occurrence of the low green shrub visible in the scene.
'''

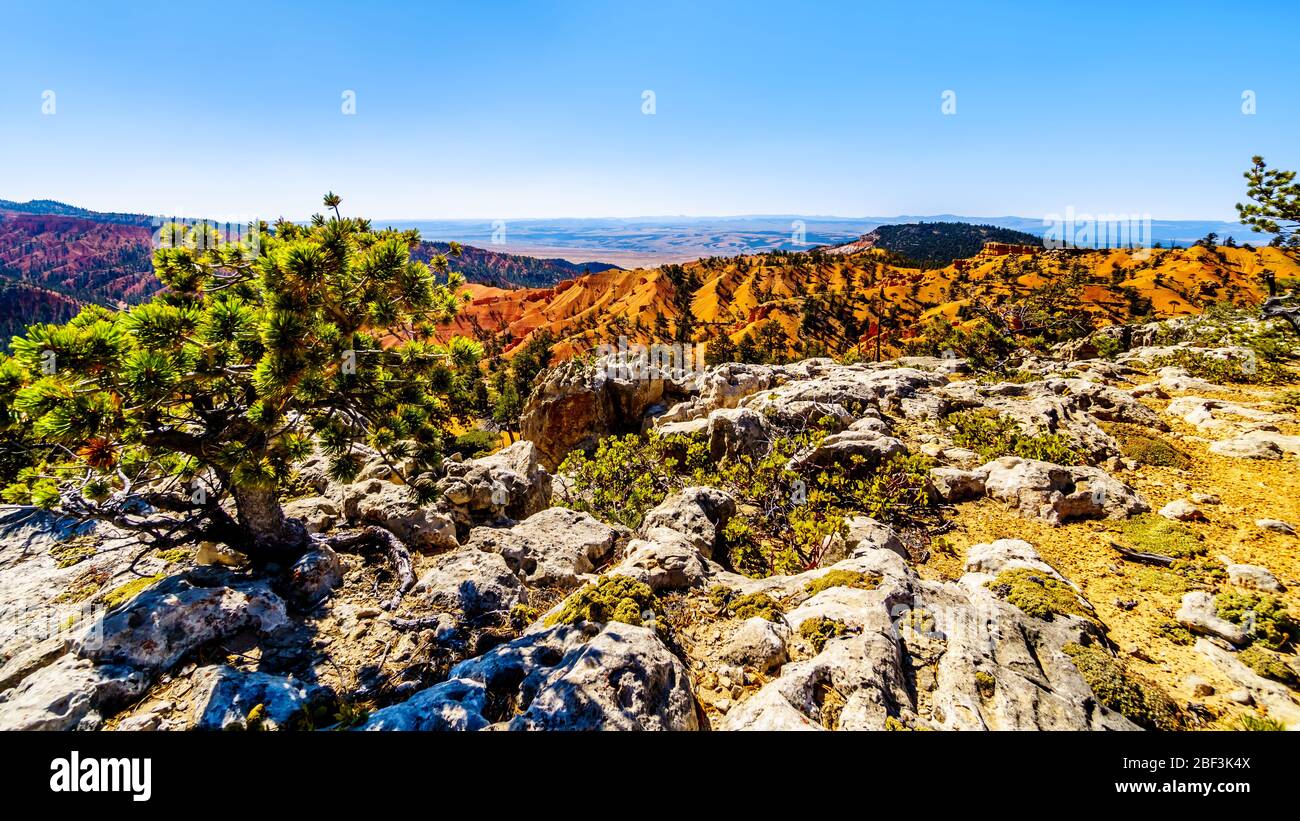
[558,432,695,529]
[1235,713,1286,731]
[1270,388,1300,410]
[561,424,934,579]
[903,317,1016,372]
[448,429,501,459]
[1148,349,1290,385]
[948,409,1084,465]
[1094,335,1123,360]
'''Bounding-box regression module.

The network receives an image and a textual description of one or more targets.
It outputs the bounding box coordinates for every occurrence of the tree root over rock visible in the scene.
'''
[319,526,416,611]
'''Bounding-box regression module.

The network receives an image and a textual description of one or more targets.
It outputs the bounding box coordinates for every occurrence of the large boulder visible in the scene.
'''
[361,622,698,731]
[963,538,1065,581]
[1176,592,1247,645]
[787,430,908,476]
[412,547,525,619]
[358,678,491,731]
[740,365,948,424]
[979,457,1148,525]
[929,466,986,503]
[724,554,1138,731]
[467,507,619,590]
[76,575,289,672]
[1166,397,1286,431]
[436,440,553,528]
[463,622,698,730]
[655,362,777,424]
[610,530,714,592]
[281,495,342,533]
[719,617,790,673]
[521,354,698,469]
[933,378,1157,465]
[1226,563,1283,593]
[1195,639,1300,728]
[0,510,164,665]
[1208,430,1300,460]
[639,487,736,560]
[0,654,148,731]
[706,407,772,461]
[342,480,458,550]
[1208,436,1285,460]
[818,515,908,564]
[288,546,344,606]
[191,665,321,731]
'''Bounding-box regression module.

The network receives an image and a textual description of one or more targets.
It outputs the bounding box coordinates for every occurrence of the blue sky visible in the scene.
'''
[1,0,1296,221]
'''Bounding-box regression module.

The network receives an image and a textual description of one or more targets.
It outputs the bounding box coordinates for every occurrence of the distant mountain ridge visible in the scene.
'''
[828,222,1045,268]
[0,198,159,227]
[387,214,1271,264]
[414,242,620,289]
[0,199,624,342]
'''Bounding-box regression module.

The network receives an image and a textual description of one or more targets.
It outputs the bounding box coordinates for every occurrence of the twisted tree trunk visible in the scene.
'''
[230,482,309,563]
[1262,296,1300,336]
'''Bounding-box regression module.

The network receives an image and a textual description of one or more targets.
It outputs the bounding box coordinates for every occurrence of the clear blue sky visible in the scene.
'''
[1,0,1296,221]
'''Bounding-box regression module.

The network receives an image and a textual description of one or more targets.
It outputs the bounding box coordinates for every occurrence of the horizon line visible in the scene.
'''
[0,197,1257,227]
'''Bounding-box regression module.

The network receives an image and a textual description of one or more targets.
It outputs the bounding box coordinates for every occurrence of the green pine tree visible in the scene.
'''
[1237,156,1300,251]
[0,195,478,567]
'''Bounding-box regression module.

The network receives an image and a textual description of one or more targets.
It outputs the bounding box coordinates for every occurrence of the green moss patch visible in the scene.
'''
[1104,423,1193,470]
[1237,646,1298,687]
[545,575,658,628]
[729,592,784,621]
[50,538,97,568]
[1169,559,1227,589]
[1063,642,1182,731]
[705,586,785,621]
[799,616,848,653]
[1216,591,1297,651]
[52,566,110,604]
[1112,514,1205,559]
[154,548,192,565]
[805,569,881,597]
[1157,621,1196,646]
[101,574,166,610]
[509,603,540,630]
[985,568,1090,621]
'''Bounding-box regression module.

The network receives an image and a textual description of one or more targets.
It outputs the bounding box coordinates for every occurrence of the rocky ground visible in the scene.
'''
[1,313,1298,731]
